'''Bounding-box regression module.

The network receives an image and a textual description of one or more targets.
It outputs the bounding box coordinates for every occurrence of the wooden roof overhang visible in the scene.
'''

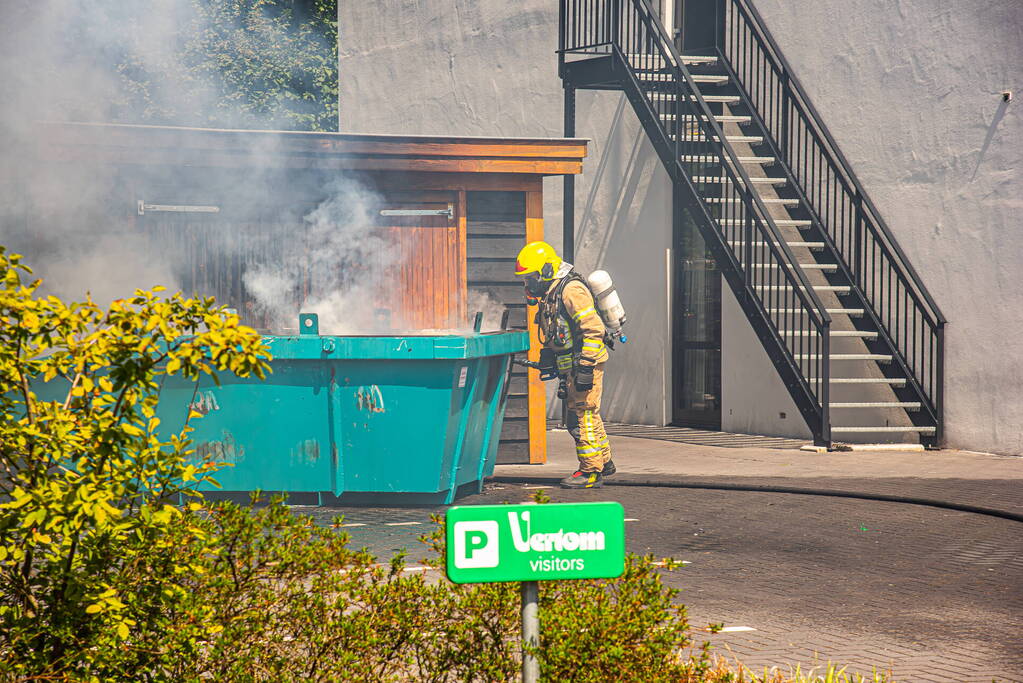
[37,122,588,176]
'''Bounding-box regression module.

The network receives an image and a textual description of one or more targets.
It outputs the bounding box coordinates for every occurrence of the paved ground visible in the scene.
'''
[299,432,1023,682]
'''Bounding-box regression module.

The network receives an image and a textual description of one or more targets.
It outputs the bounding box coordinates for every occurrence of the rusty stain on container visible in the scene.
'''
[189,390,220,416]
[196,430,243,463]
[290,439,320,464]
[355,385,386,413]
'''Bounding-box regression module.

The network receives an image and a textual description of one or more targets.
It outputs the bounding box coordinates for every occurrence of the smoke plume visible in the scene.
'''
[0,1,383,334]
[242,179,403,335]
[1,1,499,337]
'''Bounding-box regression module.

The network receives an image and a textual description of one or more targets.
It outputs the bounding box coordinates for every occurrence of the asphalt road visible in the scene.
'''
[298,482,1023,682]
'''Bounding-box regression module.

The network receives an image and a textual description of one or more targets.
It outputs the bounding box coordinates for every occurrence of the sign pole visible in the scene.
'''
[446,501,625,682]
[521,580,539,683]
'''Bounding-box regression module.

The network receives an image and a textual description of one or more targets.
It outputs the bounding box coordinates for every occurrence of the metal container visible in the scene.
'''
[158,316,528,504]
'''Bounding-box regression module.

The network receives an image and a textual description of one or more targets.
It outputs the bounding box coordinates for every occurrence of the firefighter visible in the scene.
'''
[515,241,615,489]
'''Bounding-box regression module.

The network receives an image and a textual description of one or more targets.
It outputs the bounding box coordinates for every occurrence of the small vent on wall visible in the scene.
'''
[137,201,220,216]
[380,208,453,219]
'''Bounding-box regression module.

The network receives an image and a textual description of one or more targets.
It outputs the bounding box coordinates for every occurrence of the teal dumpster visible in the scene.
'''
[156,323,528,504]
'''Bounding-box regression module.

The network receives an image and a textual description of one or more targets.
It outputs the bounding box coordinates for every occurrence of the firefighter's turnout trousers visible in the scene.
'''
[566,363,611,473]
[539,276,612,473]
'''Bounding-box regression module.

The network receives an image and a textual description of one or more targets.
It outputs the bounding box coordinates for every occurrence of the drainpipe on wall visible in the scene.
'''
[337,2,342,132]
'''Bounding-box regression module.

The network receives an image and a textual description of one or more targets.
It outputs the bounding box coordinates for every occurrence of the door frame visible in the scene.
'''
[670,197,722,429]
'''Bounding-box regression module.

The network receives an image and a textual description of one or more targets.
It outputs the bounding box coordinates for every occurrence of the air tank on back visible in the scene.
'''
[585,269,627,343]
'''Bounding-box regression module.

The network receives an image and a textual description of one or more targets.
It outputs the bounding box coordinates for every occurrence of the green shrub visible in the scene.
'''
[0,246,270,679]
[0,247,890,682]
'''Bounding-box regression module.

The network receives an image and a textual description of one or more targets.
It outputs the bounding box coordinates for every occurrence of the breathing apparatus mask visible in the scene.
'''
[523,263,555,298]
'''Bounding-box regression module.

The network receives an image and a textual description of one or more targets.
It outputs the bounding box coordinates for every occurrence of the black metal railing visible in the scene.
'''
[560,0,833,442]
[717,0,946,437]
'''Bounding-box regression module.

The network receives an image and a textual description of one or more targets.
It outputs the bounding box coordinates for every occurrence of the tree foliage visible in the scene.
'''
[79,0,339,131]
[176,0,339,131]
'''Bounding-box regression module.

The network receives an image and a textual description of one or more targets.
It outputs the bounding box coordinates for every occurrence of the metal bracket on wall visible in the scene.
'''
[137,200,220,216]
[380,207,454,219]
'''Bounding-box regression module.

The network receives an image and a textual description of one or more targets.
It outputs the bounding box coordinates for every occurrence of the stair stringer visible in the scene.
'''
[605,51,831,444]
[712,55,940,441]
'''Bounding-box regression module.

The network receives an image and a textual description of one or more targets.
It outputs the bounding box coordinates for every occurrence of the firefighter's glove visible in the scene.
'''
[574,365,594,392]
[538,348,558,381]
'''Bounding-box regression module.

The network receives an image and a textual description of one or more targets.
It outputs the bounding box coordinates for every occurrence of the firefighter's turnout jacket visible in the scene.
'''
[537,268,612,472]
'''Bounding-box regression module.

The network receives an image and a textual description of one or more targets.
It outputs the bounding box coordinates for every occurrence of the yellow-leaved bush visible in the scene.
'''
[0,246,271,677]
[2,247,878,683]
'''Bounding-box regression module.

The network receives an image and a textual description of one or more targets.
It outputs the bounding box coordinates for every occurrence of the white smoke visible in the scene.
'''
[0,2,502,338]
[242,179,404,335]
[244,183,512,336]
[466,289,509,333]
[0,0,336,307]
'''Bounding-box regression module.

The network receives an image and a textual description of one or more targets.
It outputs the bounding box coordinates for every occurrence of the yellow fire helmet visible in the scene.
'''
[515,241,563,280]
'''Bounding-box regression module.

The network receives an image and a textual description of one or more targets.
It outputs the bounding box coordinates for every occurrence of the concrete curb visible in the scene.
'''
[489,475,1023,524]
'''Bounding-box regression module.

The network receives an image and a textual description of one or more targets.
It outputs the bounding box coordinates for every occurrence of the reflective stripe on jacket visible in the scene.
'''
[560,280,608,366]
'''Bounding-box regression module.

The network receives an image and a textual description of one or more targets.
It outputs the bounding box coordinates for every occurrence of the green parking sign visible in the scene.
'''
[445,502,625,584]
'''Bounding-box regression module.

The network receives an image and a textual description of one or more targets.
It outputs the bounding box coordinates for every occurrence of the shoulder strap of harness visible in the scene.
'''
[556,271,598,334]
[538,271,587,344]
[557,271,618,352]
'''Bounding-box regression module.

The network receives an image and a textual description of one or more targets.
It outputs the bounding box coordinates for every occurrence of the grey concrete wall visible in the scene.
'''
[338,0,675,425]
[748,0,1023,454]
[574,93,673,426]
[339,0,1023,453]
[721,284,812,439]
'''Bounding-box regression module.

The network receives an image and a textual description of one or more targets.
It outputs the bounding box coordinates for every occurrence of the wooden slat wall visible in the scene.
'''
[142,213,312,331]
[377,194,464,330]
[140,192,465,333]
[466,191,541,464]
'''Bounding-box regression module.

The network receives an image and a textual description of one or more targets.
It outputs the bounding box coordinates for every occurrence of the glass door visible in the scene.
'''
[672,225,721,428]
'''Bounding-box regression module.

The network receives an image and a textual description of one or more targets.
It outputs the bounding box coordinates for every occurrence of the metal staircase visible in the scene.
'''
[558,0,945,447]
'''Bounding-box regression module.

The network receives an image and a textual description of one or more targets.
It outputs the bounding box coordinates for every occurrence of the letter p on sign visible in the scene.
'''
[453,521,499,568]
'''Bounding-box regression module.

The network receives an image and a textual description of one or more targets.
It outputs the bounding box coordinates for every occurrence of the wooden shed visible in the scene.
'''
[35,122,588,465]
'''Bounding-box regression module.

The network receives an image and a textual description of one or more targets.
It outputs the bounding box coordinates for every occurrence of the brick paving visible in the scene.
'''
[492,433,1023,681]
[301,481,1022,681]
[297,432,1023,681]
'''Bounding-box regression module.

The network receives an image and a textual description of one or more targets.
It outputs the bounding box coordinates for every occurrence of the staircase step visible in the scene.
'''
[694,175,786,185]
[707,197,800,206]
[639,72,729,85]
[830,377,906,385]
[757,285,852,293]
[727,240,826,249]
[685,94,741,104]
[680,55,719,65]
[795,353,893,362]
[752,262,837,271]
[719,218,811,227]
[679,54,720,64]
[830,402,922,409]
[781,330,878,338]
[627,53,718,66]
[806,377,908,385]
[662,113,752,124]
[769,307,864,316]
[682,154,776,164]
[672,134,765,144]
[831,426,937,434]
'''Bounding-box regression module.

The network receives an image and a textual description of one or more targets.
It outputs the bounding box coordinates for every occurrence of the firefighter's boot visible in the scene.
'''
[601,460,616,477]
[560,470,603,489]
